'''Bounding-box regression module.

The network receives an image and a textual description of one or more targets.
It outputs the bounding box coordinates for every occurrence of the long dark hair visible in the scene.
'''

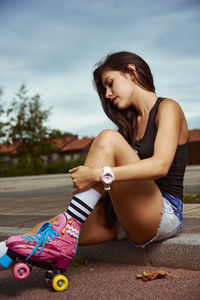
[93,51,155,148]
[93,51,155,227]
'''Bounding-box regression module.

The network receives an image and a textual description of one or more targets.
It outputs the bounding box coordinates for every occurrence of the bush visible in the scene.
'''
[183,193,200,204]
[0,156,86,177]
[3,165,36,177]
[44,157,86,174]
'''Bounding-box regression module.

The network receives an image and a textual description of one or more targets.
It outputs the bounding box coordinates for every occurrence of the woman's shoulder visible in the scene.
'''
[160,98,181,108]
[158,98,184,115]
[157,98,188,144]
[156,97,186,126]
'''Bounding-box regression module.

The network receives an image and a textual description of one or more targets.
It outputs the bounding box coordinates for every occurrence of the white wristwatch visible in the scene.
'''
[101,166,115,190]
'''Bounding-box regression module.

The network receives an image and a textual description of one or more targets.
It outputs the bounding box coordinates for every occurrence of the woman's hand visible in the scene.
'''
[69,166,101,194]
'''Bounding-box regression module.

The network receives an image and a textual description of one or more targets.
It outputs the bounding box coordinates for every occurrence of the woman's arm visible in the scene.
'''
[112,99,185,181]
[70,99,187,192]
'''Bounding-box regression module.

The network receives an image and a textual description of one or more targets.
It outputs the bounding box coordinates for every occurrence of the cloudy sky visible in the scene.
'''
[0,0,199,137]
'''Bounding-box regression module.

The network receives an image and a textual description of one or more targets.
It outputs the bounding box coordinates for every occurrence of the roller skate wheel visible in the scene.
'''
[13,262,30,280]
[52,274,68,292]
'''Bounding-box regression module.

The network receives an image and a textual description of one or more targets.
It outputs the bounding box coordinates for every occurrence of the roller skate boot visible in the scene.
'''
[6,214,80,269]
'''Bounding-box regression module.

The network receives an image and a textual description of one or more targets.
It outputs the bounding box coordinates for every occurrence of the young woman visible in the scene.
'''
[0,51,188,271]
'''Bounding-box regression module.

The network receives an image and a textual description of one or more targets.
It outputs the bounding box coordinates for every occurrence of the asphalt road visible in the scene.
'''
[0,165,200,197]
[0,166,199,218]
[183,165,200,193]
[0,262,200,300]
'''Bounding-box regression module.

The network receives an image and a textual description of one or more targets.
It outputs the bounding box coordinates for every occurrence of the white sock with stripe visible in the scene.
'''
[0,242,7,258]
[65,188,101,224]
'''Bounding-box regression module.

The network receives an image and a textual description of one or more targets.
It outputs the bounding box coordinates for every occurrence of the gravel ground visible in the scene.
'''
[0,262,200,300]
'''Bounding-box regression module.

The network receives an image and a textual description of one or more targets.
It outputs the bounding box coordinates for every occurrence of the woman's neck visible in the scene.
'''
[131,89,158,116]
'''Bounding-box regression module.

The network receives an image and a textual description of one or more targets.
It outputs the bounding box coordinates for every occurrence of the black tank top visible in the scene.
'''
[135,97,188,200]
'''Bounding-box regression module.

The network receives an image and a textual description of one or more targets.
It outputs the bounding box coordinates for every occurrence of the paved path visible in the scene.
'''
[0,263,200,299]
[183,165,200,193]
[0,165,200,195]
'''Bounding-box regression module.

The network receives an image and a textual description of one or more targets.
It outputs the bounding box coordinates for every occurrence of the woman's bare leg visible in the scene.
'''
[79,129,163,245]
[4,129,162,247]
[78,204,116,245]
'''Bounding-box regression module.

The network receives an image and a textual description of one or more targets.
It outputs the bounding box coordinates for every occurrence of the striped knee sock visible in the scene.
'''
[65,188,101,224]
[0,242,7,258]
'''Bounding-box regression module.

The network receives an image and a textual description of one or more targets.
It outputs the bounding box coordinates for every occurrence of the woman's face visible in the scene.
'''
[101,69,136,110]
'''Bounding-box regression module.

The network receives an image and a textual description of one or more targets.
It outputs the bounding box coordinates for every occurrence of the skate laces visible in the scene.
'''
[22,222,59,260]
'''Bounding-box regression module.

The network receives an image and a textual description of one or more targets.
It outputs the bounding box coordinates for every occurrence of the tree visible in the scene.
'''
[0,88,5,175]
[0,88,5,141]
[6,84,53,174]
[49,129,63,140]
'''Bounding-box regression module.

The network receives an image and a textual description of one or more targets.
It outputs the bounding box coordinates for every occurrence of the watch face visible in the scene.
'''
[103,174,113,184]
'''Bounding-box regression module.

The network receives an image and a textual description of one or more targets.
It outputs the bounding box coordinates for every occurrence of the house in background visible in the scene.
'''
[0,130,200,168]
[60,138,94,161]
[0,142,20,169]
[50,136,75,162]
[187,129,200,165]
[0,136,94,168]
[49,136,94,162]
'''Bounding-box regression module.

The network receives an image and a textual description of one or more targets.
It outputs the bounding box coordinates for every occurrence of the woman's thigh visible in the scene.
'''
[110,180,163,244]
[78,182,163,246]
[112,140,163,243]
[90,130,163,244]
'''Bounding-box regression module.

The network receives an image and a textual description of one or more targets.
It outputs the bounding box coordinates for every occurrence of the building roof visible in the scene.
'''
[51,136,73,149]
[0,137,94,155]
[1,129,198,156]
[61,138,94,152]
[188,129,200,142]
[0,142,20,155]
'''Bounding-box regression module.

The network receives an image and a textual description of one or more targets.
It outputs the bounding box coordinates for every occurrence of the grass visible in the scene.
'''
[183,193,200,204]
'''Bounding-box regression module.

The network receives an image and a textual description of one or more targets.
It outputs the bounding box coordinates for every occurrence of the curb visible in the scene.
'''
[1,228,200,271]
[1,230,200,271]
[77,232,200,271]
[146,233,200,270]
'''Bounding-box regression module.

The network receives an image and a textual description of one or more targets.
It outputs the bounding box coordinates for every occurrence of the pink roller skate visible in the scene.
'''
[0,214,81,292]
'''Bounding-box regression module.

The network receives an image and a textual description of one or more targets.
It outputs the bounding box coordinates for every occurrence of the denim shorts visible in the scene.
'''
[115,192,184,248]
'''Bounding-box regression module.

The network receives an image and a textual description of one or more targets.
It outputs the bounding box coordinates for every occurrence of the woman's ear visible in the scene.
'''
[127,64,136,72]
[127,64,136,80]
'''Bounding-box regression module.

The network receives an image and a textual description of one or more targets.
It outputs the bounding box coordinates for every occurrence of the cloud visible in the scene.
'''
[186,113,200,129]
[0,0,199,137]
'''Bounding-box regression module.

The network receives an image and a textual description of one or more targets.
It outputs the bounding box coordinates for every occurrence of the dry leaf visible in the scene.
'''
[136,270,179,281]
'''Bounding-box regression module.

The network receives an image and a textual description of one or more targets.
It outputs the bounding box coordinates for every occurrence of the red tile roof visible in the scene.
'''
[61,138,94,152]
[0,137,94,155]
[51,136,73,149]
[0,142,20,155]
[1,129,198,156]
[188,129,200,142]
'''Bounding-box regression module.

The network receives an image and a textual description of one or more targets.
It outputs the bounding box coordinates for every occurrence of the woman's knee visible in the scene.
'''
[90,129,119,154]
[93,129,127,152]
[97,129,122,144]
[90,129,138,167]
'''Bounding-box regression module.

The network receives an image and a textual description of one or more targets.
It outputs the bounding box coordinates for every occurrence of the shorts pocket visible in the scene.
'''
[156,204,183,241]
